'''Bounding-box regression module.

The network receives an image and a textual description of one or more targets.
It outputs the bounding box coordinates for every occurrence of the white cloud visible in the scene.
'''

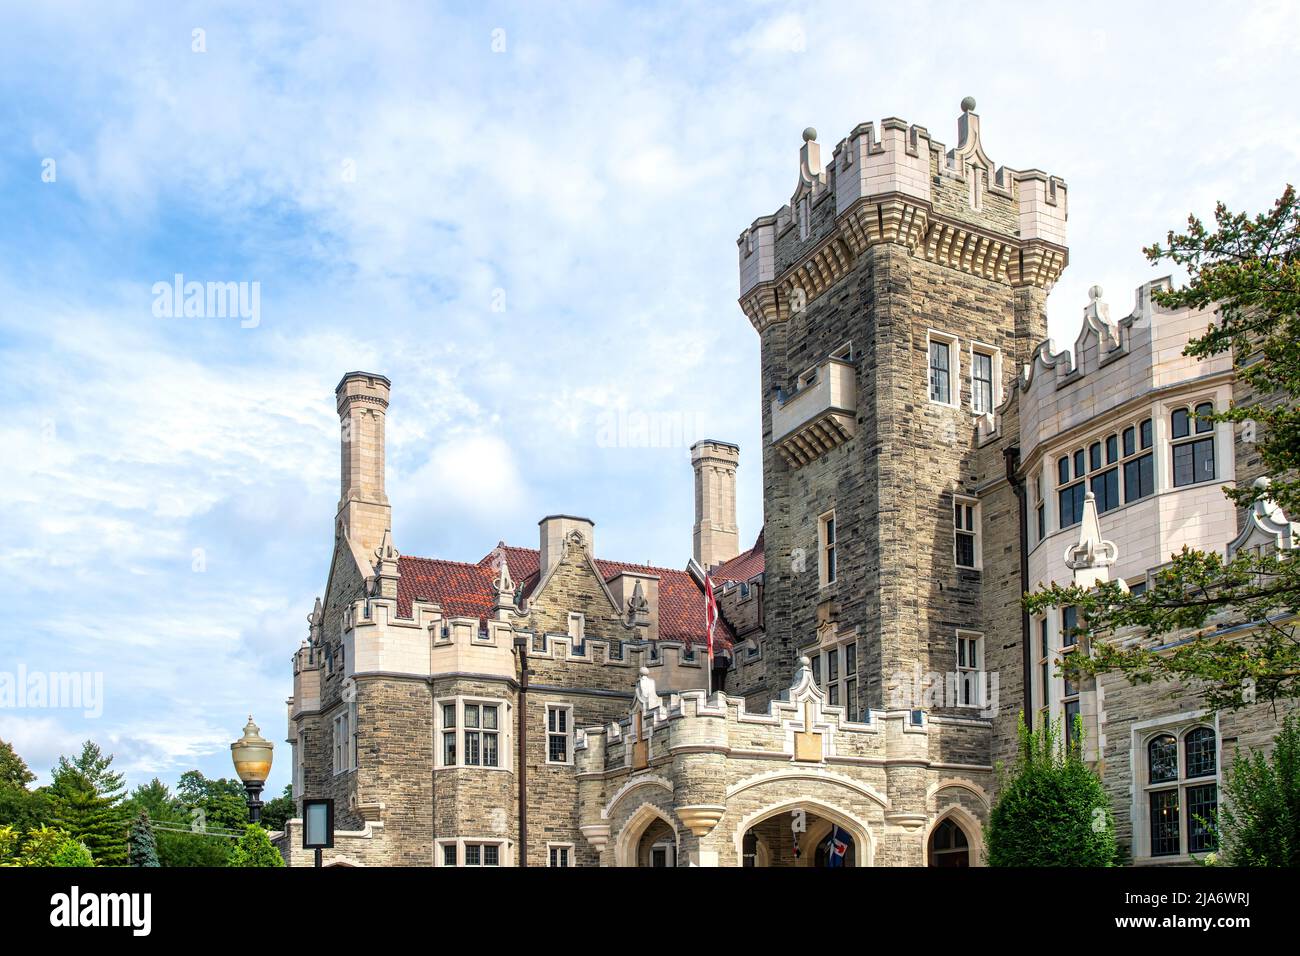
[0,0,1296,790]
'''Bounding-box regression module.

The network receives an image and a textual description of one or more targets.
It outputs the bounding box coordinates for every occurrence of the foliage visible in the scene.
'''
[128,810,160,867]
[5,825,95,867]
[1215,712,1300,865]
[259,784,295,832]
[0,825,18,864]
[48,741,129,866]
[176,770,250,833]
[228,824,285,867]
[1025,187,1300,709]
[126,777,234,868]
[0,737,51,833]
[986,716,1117,867]
[0,739,35,789]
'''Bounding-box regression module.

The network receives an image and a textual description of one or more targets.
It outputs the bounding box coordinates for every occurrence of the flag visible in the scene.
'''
[827,826,849,867]
[703,574,718,659]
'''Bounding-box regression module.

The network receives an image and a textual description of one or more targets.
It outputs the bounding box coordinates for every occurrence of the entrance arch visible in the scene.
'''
[614,803,681,868]
[927,812,979,867]
[733,798,872,867]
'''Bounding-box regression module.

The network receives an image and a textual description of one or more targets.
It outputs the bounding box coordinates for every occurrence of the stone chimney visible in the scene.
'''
[691,440,740,571]
[336,372,392,559]
[539,515,596,579]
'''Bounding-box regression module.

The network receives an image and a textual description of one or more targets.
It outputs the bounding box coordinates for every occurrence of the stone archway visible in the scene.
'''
[614,803,681,868]
[732,798,872,867]
[925,808,982,867]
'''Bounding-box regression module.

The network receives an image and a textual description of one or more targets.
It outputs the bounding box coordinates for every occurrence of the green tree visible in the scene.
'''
[0,739,34,788]
[126,775,236,867]
[1214,712,1300,865]
[48,741,129,866]
[259,784,294,832]
[16,825,95,867]
[177,770,249,833]
[986,717,1117,867]
[1025,186,1300,709]
[228,824,285,867]
[0,738,51,832]
[127,810,160,867]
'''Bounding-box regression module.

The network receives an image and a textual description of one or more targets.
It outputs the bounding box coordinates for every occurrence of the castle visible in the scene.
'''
[276,101,1298,866]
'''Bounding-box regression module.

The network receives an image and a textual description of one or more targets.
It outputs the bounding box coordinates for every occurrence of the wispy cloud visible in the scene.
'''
[0,0,1295,789]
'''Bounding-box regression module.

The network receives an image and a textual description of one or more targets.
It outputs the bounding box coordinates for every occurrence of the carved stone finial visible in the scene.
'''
[1064,492,1120,588]
[802,126,817,143]
[961,96,976,113]
[491,550,514,596]
[627,579,650,624]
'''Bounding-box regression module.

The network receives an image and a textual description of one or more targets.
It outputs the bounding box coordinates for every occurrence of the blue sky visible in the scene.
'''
[0,1,1296,793]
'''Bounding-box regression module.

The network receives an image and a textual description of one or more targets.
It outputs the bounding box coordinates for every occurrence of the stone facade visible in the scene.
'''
[276,102,1297,867]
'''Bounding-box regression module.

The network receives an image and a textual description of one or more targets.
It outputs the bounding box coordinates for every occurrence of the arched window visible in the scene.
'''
[1147,734,1178,783]
[1145,727,1218,858]
[1184,727,1217,779]
[928,818,970,867]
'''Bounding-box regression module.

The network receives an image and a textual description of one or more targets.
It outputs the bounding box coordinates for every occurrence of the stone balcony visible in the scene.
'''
[771,357,857,467]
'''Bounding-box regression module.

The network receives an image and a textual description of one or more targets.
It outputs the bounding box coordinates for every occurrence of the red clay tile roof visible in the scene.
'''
[711,529,765,584]
[394,544,732,648]
[397,556,497,622]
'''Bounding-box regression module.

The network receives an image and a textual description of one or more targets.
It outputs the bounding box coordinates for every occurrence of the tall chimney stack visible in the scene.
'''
[691,440,740,571]
[335,371,392,559]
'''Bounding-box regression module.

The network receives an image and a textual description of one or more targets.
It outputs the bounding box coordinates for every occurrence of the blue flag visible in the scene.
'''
[827,826,849,867]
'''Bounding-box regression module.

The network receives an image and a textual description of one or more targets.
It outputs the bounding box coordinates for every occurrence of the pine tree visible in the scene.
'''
[49,741,129,866]
[128,809,160,867]
[228,824,285,867]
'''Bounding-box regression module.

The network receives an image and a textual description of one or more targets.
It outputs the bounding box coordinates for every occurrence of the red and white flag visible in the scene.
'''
[703,574,718,670]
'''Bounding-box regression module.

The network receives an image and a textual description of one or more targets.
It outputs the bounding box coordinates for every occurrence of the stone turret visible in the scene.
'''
[691,440,740,571]
[335,372,392,562]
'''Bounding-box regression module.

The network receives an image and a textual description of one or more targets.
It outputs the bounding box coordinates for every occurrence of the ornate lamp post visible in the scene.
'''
[231,716,274,824]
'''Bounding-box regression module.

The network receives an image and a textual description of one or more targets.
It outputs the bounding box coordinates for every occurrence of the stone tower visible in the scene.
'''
[691,439,740,571]
[335,371,392,562]
[737,101,1067,714]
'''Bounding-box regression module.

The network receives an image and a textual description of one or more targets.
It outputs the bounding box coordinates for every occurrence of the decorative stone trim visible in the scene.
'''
[579,824,611,852]
[676,804,726,837]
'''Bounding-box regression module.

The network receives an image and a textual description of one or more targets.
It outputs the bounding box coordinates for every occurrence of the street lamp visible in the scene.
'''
[231,715,274,824]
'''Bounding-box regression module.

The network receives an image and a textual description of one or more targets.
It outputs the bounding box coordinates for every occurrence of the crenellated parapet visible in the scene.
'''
[979,278,1232,456]
[737,99,1068,333]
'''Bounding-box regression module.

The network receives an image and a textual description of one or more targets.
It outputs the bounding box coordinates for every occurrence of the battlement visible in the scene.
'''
[978,279,1232,453]
[737,99,1068,331]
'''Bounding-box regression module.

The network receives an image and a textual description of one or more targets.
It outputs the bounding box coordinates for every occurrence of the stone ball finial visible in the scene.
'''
[1089,284,1104,302]
[961,96,977,113]
[802,126,817,143]
[639,666,650,677]
[800,655,811,668]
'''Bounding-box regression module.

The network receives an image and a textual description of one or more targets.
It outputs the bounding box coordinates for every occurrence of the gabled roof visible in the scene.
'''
[394,544,733,649]
[711,529,765,584]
